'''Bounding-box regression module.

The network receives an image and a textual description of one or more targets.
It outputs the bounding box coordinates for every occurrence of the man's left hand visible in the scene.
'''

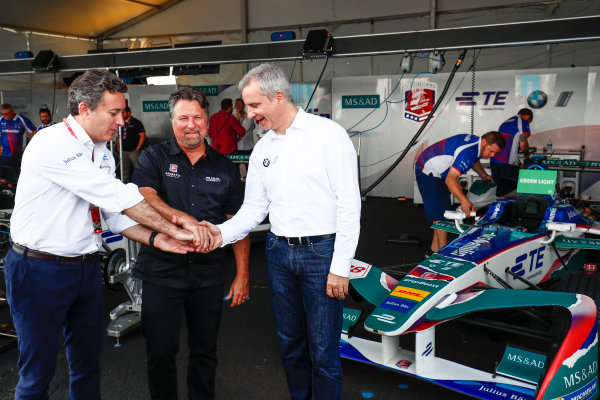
[225,274,250,307]
[326,273,349,300]
[482,174,495,183]
[153,232,197,254]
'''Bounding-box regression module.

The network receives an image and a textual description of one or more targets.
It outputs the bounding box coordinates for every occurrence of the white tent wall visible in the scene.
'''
[334,65,600,199]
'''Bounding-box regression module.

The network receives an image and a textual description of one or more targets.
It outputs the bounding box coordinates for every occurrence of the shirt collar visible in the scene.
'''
[66,114,93,146]
[168,136,211,160]
[284,107,307,134]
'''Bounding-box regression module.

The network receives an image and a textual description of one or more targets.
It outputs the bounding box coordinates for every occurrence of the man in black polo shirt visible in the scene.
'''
[120,105,147,182]
[132,87,249,400]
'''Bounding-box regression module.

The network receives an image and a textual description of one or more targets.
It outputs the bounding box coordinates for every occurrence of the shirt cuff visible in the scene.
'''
[217,221,234,247]
[329,255,352,277]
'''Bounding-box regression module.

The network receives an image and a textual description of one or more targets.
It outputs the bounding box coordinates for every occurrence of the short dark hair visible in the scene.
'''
[39,109,51,117]
[67,69,127,116]
[124,105,131,113]
[481,131,506,149]
[1,103,13,111]
[518,108,533,122]
[220,98,233,111]
[168,86,209,120]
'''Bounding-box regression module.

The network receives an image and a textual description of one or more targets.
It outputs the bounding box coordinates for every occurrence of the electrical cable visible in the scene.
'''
[418,51,443,62]
[289,49,303,83]
[360,49,468,196]
[349,71,431,138]
[346,71,404,133]
[357,49,481,170]
[304,54,329,112]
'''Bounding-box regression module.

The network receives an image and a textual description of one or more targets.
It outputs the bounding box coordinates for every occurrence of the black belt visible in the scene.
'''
[12,243,96,263]
[273,233,335,246]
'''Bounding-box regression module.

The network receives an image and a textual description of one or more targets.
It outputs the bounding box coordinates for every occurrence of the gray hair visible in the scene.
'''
[168,86,209,120]
[238,63,292,102]
[68,69,127,116]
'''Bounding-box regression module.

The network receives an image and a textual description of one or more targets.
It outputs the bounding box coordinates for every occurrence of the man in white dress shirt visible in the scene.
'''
[201,63,361,400]
[5,69,207,400]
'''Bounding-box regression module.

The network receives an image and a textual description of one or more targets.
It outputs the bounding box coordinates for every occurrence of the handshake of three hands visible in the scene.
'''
[150,216,223,255]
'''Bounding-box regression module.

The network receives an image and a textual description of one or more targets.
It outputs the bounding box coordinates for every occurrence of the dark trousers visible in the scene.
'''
[4,249,103,400]
[141,281,223,400]
[265,233,343,400]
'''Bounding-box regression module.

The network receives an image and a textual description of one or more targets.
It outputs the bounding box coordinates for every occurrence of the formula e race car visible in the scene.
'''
[342,168,600,400]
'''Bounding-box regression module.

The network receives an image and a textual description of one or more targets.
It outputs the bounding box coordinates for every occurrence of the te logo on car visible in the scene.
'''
[510,246,544,279]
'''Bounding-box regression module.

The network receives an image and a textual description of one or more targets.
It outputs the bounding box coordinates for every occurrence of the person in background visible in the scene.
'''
[233,97,255,179]
[4,69,206,400]
[0,103,36,173]
[207,98,246,155]
[132,86,249,400]
[415,132,505,254]
[490,108,533,196]
[201,63,361,400]
[37,105,55,133]
[118,105,147,183]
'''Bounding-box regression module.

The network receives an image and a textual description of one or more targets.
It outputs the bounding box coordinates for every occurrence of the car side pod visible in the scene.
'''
[427,289,599,400]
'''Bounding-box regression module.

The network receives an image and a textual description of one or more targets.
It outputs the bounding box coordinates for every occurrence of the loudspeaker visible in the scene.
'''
[31,50,58,72]
[302,29,332,59]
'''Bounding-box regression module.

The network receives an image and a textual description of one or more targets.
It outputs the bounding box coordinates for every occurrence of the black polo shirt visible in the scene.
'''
[121,116,147,152]
[131,138,244,289]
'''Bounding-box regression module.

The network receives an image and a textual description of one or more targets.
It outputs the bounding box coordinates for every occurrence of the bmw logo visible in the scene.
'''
[263,158,270,167]
[527,90,548,109]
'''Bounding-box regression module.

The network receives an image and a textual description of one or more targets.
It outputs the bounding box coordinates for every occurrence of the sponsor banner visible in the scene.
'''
[389,285,430,302]
[342,95,380,109]
[379,297,418,314]
[556,376,597,400]
[193,85,219,96]
[142,100,169,112]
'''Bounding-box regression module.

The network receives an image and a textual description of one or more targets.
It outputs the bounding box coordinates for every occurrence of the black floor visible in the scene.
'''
[0,198,530,399]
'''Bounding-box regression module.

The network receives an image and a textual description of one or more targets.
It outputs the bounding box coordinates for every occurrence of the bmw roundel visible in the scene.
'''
[263,158,270,167]
[527,90,548,109]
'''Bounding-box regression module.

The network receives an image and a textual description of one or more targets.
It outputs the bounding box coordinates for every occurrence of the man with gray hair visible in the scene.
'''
[5,69,206,400]
[201,63,361,399]
[132,86,249,400]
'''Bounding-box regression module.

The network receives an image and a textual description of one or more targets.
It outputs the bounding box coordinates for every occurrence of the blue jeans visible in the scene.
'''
[4,249,103,400]
[265,232,343,400]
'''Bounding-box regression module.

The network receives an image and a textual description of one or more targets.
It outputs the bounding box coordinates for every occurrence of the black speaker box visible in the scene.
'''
[31,50,58,72]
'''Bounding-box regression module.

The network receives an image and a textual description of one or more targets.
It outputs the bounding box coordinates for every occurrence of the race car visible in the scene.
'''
[342,168,600,400]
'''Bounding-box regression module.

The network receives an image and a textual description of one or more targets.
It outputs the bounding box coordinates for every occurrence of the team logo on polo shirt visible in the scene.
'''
[165,164,181,179]
[263,158,270,167]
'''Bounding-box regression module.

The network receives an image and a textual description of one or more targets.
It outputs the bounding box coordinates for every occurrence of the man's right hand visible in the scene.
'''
[153,233,197,254]
[460,200,474,216]
[198,220,223,252]
[171,215,213,251]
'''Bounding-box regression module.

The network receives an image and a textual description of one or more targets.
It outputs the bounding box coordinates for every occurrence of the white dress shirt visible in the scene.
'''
[219,108,361,277]
[10,115,143,256]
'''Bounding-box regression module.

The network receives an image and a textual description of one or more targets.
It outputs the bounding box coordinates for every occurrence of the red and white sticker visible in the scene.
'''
[349,260,371,279]
[396,360,412,369]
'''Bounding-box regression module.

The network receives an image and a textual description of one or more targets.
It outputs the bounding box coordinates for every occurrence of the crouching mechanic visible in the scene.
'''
[415,131,505,253]
[5,69,209,400]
